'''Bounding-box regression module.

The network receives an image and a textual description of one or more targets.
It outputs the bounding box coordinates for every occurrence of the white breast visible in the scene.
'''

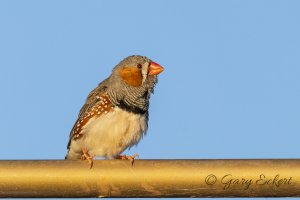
[71,107,147,159]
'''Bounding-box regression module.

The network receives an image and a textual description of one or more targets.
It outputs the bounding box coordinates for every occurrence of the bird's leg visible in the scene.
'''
[116,153,139,166]
[81,148,95,169]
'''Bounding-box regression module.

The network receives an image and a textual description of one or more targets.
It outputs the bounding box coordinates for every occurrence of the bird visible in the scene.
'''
[65,55,164,167]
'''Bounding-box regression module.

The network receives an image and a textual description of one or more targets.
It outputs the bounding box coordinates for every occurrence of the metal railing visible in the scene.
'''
[0,159,299,198]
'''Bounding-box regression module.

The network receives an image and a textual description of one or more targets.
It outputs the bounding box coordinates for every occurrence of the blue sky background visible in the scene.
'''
[0,0,299,199]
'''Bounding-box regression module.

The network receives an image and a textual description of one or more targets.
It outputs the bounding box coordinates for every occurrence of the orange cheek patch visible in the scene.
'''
[119,67,143,87]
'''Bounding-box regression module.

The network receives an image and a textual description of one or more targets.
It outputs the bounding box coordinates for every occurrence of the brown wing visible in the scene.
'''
[70,94,113,137]
[67,78,112,148]
[78,78,109,119]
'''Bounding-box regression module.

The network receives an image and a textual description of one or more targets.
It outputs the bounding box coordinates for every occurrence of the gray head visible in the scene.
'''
[106,55,164,114]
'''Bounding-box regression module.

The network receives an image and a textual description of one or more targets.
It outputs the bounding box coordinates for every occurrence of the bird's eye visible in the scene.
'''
[137,64,142,69]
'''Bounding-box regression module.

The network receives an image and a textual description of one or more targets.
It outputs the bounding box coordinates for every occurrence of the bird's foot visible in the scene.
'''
[81,148,95,169]
[116,153,139,166]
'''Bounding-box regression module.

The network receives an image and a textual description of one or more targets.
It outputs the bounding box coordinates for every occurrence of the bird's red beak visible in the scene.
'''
[148,61,164,75]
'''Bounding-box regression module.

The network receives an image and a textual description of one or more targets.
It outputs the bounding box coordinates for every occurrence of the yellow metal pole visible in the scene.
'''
[0,159,299,198]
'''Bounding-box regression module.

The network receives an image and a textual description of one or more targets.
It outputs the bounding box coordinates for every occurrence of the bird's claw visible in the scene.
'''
[116,153,139,166]
[81,148,95,169]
